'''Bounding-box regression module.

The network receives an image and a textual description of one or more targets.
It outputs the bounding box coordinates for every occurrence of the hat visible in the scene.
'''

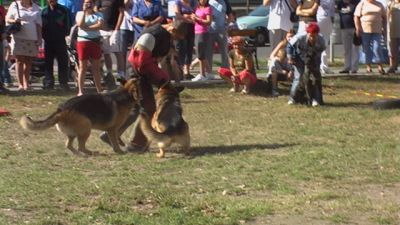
[231,36,244,45]
[306,22,320,34]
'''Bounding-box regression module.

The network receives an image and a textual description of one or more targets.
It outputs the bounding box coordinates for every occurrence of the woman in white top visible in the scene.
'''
[6,0,42,91]
[75,0,104,96]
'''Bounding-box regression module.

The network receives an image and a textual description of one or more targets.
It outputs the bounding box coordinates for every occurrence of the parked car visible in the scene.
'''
[236,5,270,46]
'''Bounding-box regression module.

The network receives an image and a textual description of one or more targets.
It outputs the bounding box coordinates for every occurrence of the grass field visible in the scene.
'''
[0,75,399,225]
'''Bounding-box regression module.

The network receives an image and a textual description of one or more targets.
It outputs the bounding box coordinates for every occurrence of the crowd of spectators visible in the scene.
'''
[0,0,398,104]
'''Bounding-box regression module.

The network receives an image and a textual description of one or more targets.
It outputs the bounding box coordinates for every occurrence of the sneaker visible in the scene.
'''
[312,99,319,107]
[287,99,294,105]
[271,88,280,97]
[104,72,117,90]
[99,132,112,147]
[350,70,358,74]
[5,83,13,88]
[321,68,333,75]
[229,87,238,93]
[206,72,216,80]
[191,74,207,82]
[387,67,396,74]
[339,70,349,74]
[241,88,249,95]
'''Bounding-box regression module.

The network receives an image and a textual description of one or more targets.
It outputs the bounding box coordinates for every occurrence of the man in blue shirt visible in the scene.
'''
[58,0,83,24]
[205,0,233,76]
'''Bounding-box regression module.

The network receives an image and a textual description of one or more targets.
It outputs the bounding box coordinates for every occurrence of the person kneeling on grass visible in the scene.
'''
[217,36,257,95]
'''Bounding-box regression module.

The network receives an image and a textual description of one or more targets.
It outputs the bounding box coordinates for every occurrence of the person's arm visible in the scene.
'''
[229,55,238,76]
[115,7,125,30]
[353,3,362,37]
[36,8,43,46]
[381,5,387,37]
[297,1,320,16]
[5,2,20,24]
[269,40,287,60]
[194,8,212,25]
[244,52,255,73]
[263,0,273,7]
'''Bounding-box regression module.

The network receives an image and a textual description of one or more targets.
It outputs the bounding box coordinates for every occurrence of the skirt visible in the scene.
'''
[11,37,39,57]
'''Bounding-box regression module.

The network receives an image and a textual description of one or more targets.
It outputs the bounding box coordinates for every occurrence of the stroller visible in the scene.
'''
[67,25,104,86]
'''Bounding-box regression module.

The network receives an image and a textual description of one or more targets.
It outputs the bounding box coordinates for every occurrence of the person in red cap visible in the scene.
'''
[286,22,326,106]
[217,36,257,94]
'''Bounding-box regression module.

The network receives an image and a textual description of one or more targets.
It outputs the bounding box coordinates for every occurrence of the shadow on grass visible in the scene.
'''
[324,101,372,108]
[332,75,400,84]
[5,89,78,97]
[188,143,296,157]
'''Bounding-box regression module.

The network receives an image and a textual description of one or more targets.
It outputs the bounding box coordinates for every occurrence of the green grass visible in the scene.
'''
[0,75,399,224]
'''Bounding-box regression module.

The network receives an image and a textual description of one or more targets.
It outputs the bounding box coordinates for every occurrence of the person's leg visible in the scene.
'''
[43,42,56,89]
[15,56,24,89]
[77,59,88,96]
[90,58,103,93]
[205,33,215,74]
[351,41,360,73]
[217,67,237,91]
[22,57,33,90]
[289,64,304,103]
[341,28,353,72]
[239,70,257,94]
[361,33,373,72]
[371,33,385,73]
[388,37,398,73]
[318,17,333,73]
[216,31,229,69]
[56,42,70,88]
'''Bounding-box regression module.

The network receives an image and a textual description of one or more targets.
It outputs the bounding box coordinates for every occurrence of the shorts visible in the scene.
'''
[121,29,134,52]
[10,38,38,57]
[128,48,169,87]
[195,33,210,60]
[76,41,102,60]
[101,30,123,54]
[218,67,257,86]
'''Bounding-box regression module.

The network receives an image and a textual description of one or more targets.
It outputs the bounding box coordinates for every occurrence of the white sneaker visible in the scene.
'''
[312,100,319,107]
[287,99,294,105]
[191,74,207,82]
[206,72,216,80]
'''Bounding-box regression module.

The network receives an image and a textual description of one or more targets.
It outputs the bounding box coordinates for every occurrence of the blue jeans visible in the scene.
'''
[289,65,303,101]
[0,61,12,84]
[361,33,384,64]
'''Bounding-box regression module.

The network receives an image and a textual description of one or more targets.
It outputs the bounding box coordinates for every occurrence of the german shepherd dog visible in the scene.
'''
[139,83,190,158]
[20,78,140,155]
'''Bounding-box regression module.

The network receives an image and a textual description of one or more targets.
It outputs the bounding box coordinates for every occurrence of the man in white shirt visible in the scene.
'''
[263,0,297,49]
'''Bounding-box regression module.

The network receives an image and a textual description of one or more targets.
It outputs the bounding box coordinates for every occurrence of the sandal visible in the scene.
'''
[378,68,386,75]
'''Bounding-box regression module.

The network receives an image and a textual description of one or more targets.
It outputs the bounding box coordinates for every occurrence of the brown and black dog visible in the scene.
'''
[20,78,140,155]
[139,83,190,158]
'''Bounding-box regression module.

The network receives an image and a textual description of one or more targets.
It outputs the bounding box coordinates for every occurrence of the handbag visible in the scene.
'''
[353,32,362,46]
[284,0,299,23]
[5,1,21,35]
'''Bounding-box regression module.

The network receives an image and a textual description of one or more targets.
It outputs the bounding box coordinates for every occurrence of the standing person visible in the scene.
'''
[58,0,83,25]
[205,0,233,77]
[296,0,320,34]
[263,0,297,49]
[6,0,42,91]
[75,0,104,96]
[337,0,360,74]
[354,0,386,74]
[42,0,71,90]
[99,20,188,151]
[387,0,400,74]
[174,0,196,79]
[0,5,9,87]
[132,0,165,40]
[95,0,125,88]
[191,0,212,81]
[120,0,135,77]
[317,0,335,74]
[217,36,257,94]
[287,22,326,106]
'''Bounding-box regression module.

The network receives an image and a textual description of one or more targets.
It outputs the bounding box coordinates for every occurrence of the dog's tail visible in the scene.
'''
[139,112,171,147]
[20,110,61,131]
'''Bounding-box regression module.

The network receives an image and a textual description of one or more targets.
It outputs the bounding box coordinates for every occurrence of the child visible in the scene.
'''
[267,29,295,96]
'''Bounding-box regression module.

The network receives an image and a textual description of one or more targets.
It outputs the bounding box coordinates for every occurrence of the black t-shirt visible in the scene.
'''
[337,0,359,29]
[139,24,172,58]
[96,0,124,30]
